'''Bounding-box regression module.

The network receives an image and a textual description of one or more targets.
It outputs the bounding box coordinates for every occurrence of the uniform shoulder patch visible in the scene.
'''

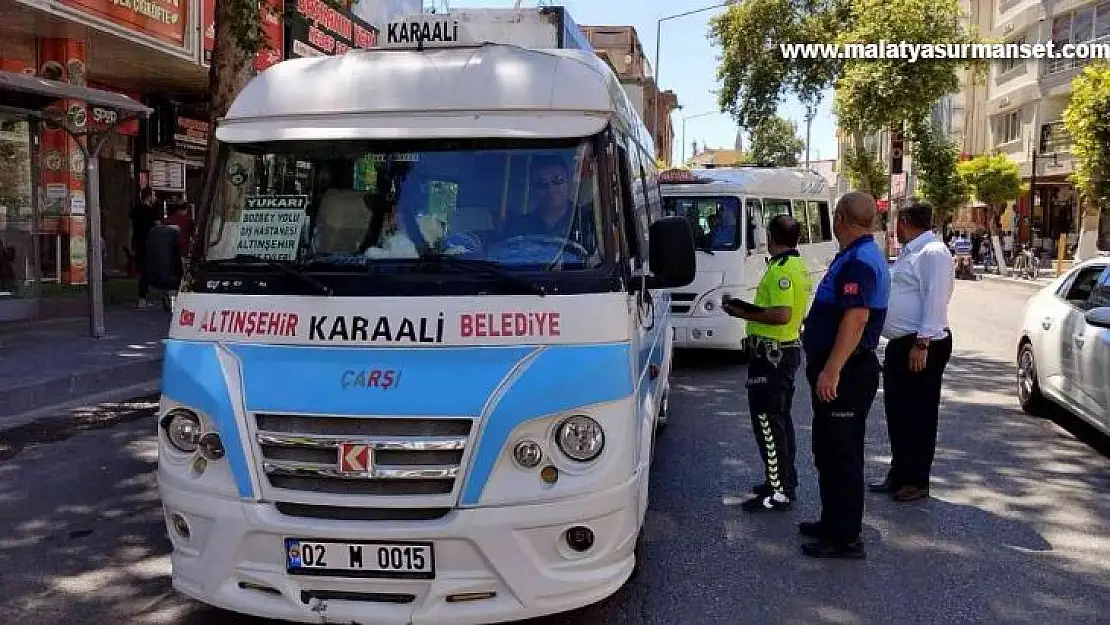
[778,277,792,290]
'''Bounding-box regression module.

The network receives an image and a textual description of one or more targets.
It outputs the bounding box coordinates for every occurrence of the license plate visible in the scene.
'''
[285,539,435,579]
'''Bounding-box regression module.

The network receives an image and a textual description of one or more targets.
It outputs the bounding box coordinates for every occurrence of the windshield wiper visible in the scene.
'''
[419,254,547,297]
[205,255,333,295]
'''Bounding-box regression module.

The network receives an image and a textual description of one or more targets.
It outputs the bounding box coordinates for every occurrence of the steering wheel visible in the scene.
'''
[497,235,591,268]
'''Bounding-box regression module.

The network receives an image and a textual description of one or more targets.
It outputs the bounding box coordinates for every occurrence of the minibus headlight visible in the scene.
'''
[161,409,202,454]
[513,439,544,469]
[554,415,604,462]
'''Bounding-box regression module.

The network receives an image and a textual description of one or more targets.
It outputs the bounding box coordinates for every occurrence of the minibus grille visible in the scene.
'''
[670,292,697,315]
[253,414,473,501]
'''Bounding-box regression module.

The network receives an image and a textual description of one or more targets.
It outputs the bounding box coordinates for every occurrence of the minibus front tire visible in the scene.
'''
[654,390,670,431]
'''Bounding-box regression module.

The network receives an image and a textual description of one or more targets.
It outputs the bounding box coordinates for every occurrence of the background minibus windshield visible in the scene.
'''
[202,140,605,271]
[663,196,742,251]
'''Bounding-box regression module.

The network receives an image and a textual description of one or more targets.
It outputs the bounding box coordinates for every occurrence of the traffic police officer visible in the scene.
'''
[798,192,890,560]
[724,214,812,513]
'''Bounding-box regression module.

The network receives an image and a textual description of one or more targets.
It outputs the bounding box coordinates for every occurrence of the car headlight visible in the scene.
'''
[554,415,605,462]
[161,409,202,454]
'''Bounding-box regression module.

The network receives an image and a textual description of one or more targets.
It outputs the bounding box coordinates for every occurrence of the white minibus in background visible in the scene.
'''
[658,167,837,352]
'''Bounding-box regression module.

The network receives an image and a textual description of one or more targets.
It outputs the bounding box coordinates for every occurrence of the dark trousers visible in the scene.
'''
[808,351,881,544]
[134,240,149,299]
[882,331,954,489]
[746,343,801,495]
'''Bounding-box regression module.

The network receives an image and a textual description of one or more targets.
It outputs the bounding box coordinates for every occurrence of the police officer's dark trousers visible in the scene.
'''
[807,350,881,544]
[747,341,801,496]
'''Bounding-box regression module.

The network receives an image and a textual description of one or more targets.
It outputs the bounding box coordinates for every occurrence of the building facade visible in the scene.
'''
[0,0,384,322]
[972,0,1110,256]
[581,25,680,165]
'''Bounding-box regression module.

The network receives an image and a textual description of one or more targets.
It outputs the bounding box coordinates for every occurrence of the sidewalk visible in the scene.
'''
[0,309,167,422]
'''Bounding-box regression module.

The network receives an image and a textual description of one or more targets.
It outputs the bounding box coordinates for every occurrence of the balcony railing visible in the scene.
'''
[1044,36,1110,76]
[1039,121,1073,154]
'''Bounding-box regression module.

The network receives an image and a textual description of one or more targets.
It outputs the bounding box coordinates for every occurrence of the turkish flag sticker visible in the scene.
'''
[842,282,860,296]
[179,309,196,327]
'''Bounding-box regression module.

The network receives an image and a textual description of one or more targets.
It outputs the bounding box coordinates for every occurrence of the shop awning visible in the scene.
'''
[0,69,151,118]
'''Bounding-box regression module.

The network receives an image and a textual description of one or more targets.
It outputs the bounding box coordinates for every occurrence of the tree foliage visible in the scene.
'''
[842,145,888,198]
[1062,62,1110,218]
[712,0,979,134]
[907,116,968,223]
[749,115,805,167]
[957,153,1021,221]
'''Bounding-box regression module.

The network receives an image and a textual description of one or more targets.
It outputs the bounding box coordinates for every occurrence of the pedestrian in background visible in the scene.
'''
[798,192,890,559]
[872,201,955,502]
[723,214,812,512]
[131,186,159,308]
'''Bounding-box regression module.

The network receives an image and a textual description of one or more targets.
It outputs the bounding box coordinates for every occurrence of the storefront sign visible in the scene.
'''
[174,117,209,152]
[287,0,378,59]
[234,195,309,261]
[201,0,285,71]
[86,84,141,135]
[149,158,185,191]
[60,0,189,47]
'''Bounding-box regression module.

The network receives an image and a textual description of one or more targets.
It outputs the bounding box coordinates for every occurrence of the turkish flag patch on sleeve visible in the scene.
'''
[842,282,860,296]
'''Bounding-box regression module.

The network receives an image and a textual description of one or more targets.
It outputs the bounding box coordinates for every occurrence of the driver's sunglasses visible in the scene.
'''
[534,175,566,189]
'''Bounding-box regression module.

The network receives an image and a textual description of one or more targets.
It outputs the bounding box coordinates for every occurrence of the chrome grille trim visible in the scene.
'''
[263,461,459,480]
[256,432,468,451]
[251,413,474,503]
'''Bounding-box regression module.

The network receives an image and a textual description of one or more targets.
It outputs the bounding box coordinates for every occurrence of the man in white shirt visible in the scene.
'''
[870,201,955,502]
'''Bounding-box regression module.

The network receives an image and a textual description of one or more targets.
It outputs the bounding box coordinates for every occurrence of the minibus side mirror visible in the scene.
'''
[146,224,183,292]
[645,217,696,290]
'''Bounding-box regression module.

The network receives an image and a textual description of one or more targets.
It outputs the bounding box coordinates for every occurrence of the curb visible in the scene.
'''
[974,272,1052,292]
[0,358,163,421]
[0,380,162,432]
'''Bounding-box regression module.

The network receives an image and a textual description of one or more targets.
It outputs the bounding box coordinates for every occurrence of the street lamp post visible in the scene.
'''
[652,1,736,155]
[681,111,719,165]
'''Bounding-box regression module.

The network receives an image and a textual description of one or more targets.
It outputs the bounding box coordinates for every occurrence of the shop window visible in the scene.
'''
[0,119,34,298]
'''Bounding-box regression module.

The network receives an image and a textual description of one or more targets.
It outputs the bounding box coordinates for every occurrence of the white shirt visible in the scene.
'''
[882,230,954,340]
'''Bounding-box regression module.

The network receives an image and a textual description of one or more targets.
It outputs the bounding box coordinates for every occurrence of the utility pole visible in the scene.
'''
[804,104,815,169]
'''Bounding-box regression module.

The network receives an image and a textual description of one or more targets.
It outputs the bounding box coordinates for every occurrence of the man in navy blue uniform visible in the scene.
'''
[799,192,891,559]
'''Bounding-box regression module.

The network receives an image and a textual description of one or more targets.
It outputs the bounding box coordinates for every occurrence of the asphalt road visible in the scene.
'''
[2,278,1110,624]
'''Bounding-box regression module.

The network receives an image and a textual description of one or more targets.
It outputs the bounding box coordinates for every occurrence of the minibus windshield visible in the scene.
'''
[663,196,742,251]
[198,139,607,282]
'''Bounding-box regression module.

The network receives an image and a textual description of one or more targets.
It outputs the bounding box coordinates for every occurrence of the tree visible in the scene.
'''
[748,115,805,167]
[1062,62,1110,253]
[842,144,889,199]
[958,154,1022,233]
[907,116,969,224]
[710,0,982,194]
[189,0,341,272]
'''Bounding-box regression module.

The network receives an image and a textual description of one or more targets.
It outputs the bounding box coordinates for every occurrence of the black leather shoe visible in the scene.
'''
[893,486,929,502]
[798,521,825,539]
[869,479,898,494]
[801,540,866,559]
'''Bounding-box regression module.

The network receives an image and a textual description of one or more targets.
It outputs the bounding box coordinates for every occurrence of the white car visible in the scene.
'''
[1017,257,1110,432]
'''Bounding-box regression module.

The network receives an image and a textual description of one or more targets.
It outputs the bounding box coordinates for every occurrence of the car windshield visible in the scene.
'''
[201,139,606,271]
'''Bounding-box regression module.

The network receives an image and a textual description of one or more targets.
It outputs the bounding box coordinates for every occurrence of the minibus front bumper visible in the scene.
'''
[160,472,640,625]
